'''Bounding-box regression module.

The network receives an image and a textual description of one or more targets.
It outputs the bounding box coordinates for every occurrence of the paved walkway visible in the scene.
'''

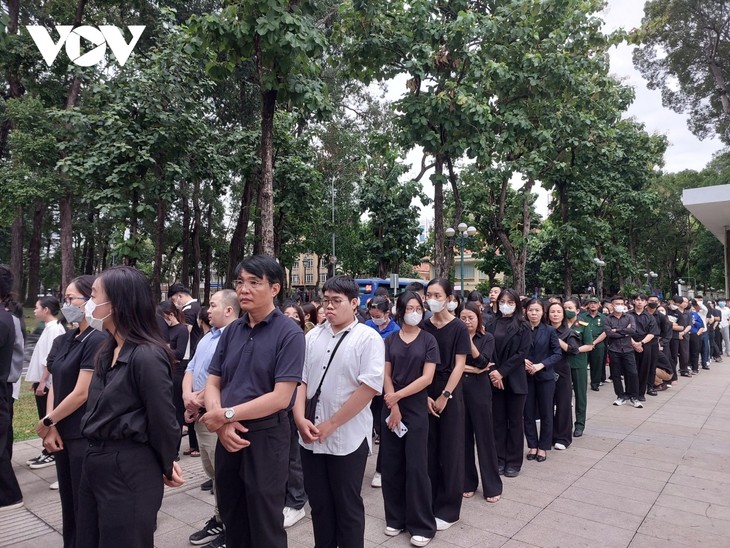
[3,362,730,547]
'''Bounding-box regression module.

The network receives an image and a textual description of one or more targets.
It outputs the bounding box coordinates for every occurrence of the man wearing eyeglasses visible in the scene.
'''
[201,255,305,548]
[293,275,384,548]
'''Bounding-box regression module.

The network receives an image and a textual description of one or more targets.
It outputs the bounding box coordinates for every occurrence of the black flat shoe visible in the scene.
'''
[526,452,537,461]
[573,428,583,437]
[504,467,520,477]
[680,371,691,377]
[590,385,599,391]
[498,465,505,475]
[535,454,547,463]
[647,389,658,396]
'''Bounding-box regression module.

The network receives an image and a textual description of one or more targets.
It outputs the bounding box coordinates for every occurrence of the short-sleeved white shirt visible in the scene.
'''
[300,319,384,456]
[720,308,730,329]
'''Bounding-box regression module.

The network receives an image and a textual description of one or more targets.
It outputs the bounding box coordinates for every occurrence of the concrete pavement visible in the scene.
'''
[2,362,730,547]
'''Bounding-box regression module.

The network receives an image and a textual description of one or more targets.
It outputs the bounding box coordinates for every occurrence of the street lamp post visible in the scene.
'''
[593,257,606,299]
[643,271,658,293]
[445,223,477,298]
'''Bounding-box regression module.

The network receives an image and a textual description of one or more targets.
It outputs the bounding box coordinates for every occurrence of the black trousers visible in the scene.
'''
[552,361,573,447]
[172,362,186,455]
[0,382,22,506]
[679,336,690,373]
[215,413,289,548]
[32,382,49,419]
[76,441,164,548]
[524,376,555,451]
[56,437,86,548]
[636,341,658,397]
[463,373,502,498]
[380,392,435,537]
[427,379,465,523]
[301,439,369,548]
[608,350,638,399]
[689,332,702,372]
[492,388,526,472]
[370,395,383,473]
[669,338,680,380]
[285,411,307,510]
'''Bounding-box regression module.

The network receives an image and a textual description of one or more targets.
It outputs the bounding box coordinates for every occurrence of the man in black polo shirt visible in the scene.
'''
[603,295,642,408]
[628,295,659,401]
[202,255,305,547]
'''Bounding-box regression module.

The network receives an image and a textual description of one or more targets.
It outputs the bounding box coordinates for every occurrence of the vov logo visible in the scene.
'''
[26,25,146,67]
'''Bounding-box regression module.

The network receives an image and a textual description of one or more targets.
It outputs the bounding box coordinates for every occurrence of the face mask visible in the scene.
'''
[391,305,397,315]
[669,304,678,310]
[427,299,444,314]
[499,303,516,315]
[565,310,576,319]
[647,303,659,310]
[61,302,85,324]
[404,312,423,326]
[85,299,111,332]
[719,302,726,308]
[614,305,626,314]
[446,301,458,312]
[371,317,387,326]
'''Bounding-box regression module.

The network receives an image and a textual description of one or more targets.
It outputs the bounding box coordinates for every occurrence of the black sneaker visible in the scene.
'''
[200,479,213,491]
[190,518,224,545]
[201,535,225,548]
[29,452,56,469]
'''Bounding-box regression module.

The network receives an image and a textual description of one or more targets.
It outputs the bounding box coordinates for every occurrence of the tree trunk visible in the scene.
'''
[0,0,23,160]
[432,155,446,279]
[445,155,461,279]
[152,197,166,303]
[258,88,277,257]
[192,180,202,300]
[557,180,572,296]
[126,189,139,267]
[83,210,95,274]
[59,194,74,293]
[25,201,45,304]
[10,207,24,299]
[203,203,213,305]
[180,180,190,287]
[227,176,256,285]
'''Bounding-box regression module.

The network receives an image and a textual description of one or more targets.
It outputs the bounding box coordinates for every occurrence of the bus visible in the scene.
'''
[355,278,426,308]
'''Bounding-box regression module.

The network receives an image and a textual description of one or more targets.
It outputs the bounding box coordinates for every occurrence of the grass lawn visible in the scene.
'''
[14,380,41,442]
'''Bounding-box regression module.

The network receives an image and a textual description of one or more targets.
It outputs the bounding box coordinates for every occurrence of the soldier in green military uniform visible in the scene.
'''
[564,298,594,437]
[580,296,607,391]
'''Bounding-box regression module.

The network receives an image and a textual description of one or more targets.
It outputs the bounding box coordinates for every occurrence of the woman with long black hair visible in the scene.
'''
[77,266,184,547]
[422,278,471,531]
[486,288,531,477]
[547,302,580,450]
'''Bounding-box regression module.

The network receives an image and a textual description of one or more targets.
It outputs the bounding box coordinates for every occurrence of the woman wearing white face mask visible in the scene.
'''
[380,291,438,546]
[422,278,471,531]
[485,288,531,478]
[365,296,400,340]
[34,276,108,548]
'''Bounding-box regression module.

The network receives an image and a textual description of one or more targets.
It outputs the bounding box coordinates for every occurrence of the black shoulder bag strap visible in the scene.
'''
[313,329,350,396]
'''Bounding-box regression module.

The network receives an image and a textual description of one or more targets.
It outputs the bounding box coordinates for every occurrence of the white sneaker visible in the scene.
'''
[384,526,403,536]
[49,481,59,490]
[282,506,305,528]
[411,535,432,546]
[554,443,567,450]
[435,517,457,531]
[613,397,625,406]
[371,472,382,488]
[630,398,643,409]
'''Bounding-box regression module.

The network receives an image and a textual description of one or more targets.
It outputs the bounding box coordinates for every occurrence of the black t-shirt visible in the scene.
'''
[182,300,203,356]
[167,323,189,362]
[422,317,471,376]
[385,330,440,391]
[47,326,108,439]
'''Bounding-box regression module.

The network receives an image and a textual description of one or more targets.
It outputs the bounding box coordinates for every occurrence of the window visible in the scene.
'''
[305,273,313,284]
[293,260,299,269]
[319,272,327,283]
[292,274,299,284]
[304,258,313,269]
[320,257,327,267]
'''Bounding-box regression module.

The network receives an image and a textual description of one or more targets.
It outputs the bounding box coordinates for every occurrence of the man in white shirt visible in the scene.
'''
[719,300,730,357]
[294,275,384,548]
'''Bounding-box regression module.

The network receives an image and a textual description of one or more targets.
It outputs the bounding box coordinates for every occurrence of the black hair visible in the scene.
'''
[374,286,390,298]
[546,301,567,328]
[215,289,240,316]
[634,293,648,301]
[496,287,525,328]
[394,291,423,325]
[0,264,15,308]
[671,294,684,304]
[281,301,306,331]
[301,302,317,325]
[37,295,61,316]
[610,295,625,303]
[426,278,453,297]
[564,297,581,310]
[95,266,175,372]
[523,297,545,316]
[460,301,484,334]
[198,306,211,328]
[168,282,191,298]
[369,296,391,313]
[405,281,425,293]
[70,275,95,300]
[158,300,185,324]
[467,290,483,303]
[322,275,359,301]
[235,255,284,290]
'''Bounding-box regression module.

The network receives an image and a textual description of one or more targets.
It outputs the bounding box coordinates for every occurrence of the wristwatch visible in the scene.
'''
[42,415,54,427]
[441,390,453,399]
[224,408,235,422]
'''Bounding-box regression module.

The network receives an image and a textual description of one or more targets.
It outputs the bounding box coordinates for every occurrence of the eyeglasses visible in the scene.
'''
[63,295,87,304]
[405,307,423,314]
[322,298,347,307]
[233,278,269,291]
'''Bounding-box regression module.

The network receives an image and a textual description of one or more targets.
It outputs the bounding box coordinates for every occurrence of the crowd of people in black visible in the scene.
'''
[1,258,729,548]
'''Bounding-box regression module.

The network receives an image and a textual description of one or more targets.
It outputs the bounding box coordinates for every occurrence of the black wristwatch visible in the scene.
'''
[441,390,453,399]
[42,415,54,427]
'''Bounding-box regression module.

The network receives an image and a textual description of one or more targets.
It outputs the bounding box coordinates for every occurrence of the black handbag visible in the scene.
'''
[304,330,350,424]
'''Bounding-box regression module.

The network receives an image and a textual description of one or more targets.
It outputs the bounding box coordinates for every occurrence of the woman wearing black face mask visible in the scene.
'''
[34,276,108,548]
